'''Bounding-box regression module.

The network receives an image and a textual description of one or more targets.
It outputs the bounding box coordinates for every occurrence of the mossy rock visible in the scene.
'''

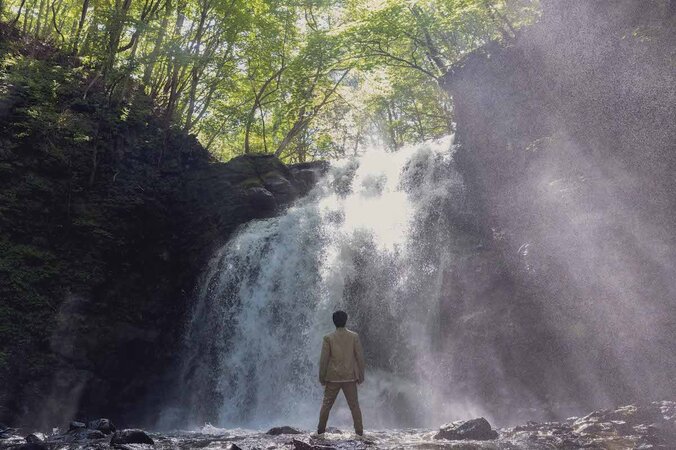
[238,177,263,189]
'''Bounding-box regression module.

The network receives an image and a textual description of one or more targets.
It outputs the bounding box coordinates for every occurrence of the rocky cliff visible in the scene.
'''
[439,0,676,420]
[0,26,325,428]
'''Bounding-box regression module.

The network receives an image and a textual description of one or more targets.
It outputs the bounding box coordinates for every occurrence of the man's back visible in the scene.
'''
[319,328,365,383]
[317,311,365,436]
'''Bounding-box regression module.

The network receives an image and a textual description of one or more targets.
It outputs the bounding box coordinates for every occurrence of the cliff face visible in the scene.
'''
[441,0,676,418]
[0,27,324,428]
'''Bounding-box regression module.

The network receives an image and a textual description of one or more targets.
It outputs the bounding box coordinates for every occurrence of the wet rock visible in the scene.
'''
[13,444,47,450]
[434,417,499,440]
[226,444,243,450]
[68,421,86,431]
[503,401,676,448]
[246,187,277,214]
[293,439,337,450]
[290,166,323,196]
[25,434,43,443]
[266,425,303,435]
[88,418,116,434]
[263,173,299,205]
[110,429,154,445]
[0,425,12,439]
[54,428,106,442]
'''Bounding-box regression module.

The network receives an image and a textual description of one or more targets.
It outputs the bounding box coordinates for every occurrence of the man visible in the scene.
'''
[317,310,365,436]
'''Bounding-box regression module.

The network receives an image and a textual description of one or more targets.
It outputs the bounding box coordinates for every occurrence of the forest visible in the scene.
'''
[0,0,538,161]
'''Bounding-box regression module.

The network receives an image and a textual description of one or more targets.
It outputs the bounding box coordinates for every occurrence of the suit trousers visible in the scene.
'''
[317,381,363,434]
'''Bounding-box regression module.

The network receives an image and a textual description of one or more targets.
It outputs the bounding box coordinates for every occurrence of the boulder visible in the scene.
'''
[227,444,243,450]
[263,173,299,205]
[14,444,47,450]
[246,187,277,214]
[266,425,303,435]
[293,439,337,450]
[434,417,498,440]
[25,434,43,443]
[55,428,106,442]
[68,421,86,431]
[110,429,154,445]
[87,418,116,434]
[0,424,12,439]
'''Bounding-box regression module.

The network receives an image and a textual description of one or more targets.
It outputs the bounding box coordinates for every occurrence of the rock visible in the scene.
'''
[55,428,106,442]
[266,426,303,435]
[68,421,86,431]
[290,161,329,196]
[434,417,498,440]
[25,434,43,443]
[293,439,337,450]
[110,429,154,445]
[325,427,342,434]
[226,444,243,450]
[14,444,47,450]
[263,173,299,205]
[0,424,12,440]
[87,418,116,434]
[246,187,277,214]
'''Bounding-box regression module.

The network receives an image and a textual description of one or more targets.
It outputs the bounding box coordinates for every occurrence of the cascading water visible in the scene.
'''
[179,137,483,430]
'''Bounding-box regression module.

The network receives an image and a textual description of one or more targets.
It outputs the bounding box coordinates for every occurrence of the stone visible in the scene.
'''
[293,439,337,450]
[110,429,154,445]
[227,444,243,450]
[0,423,12,440]
[265,425,303,436]
[56,428,106,442]
[68,421,86,431]
[87,418,116,434]
[25,434,43,443]
[266,426,303,435]
[434,417,499,440]
[14,444,47,450]
[246,187,277,214]
[263,173,299,205]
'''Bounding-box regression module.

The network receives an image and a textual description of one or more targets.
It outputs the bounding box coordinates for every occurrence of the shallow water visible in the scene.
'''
[2,400,675,449]
[153,428,503,449]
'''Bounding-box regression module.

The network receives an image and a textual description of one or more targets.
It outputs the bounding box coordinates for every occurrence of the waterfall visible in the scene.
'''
[179,137,481,429]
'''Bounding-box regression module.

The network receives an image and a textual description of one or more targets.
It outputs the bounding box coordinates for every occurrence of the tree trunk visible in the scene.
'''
[103,0,133,80]
[142,0,170,87]
[10,0,27,26]
[71,0,89,54]
[34,0,47,37]
[274,107,308,158]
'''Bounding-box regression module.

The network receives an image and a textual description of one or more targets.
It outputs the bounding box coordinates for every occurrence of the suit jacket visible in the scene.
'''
[319,327,365,384]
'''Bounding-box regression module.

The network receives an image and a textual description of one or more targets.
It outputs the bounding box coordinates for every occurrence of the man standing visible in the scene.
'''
[317,310,365,436]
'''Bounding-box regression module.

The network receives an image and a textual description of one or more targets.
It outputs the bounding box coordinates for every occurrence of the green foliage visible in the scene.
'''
[1,0,540,161]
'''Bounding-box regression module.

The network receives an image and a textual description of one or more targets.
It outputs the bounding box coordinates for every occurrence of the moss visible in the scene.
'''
[261,170,285,180]
[0,240,61,296]
[238,177,264,189]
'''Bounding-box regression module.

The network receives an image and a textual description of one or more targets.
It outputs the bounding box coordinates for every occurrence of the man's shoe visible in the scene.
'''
[310,432,325,439]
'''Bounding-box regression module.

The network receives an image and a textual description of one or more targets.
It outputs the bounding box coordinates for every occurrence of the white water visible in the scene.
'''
[180,137,485,430]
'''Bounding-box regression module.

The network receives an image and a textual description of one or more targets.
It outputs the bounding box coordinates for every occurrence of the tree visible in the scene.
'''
[0,0,539,160]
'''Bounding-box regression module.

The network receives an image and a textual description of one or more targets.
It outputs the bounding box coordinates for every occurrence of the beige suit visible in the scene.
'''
[317,327,365,434]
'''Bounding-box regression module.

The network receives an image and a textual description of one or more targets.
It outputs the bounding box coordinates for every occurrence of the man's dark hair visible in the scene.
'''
[332,310,348,328]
